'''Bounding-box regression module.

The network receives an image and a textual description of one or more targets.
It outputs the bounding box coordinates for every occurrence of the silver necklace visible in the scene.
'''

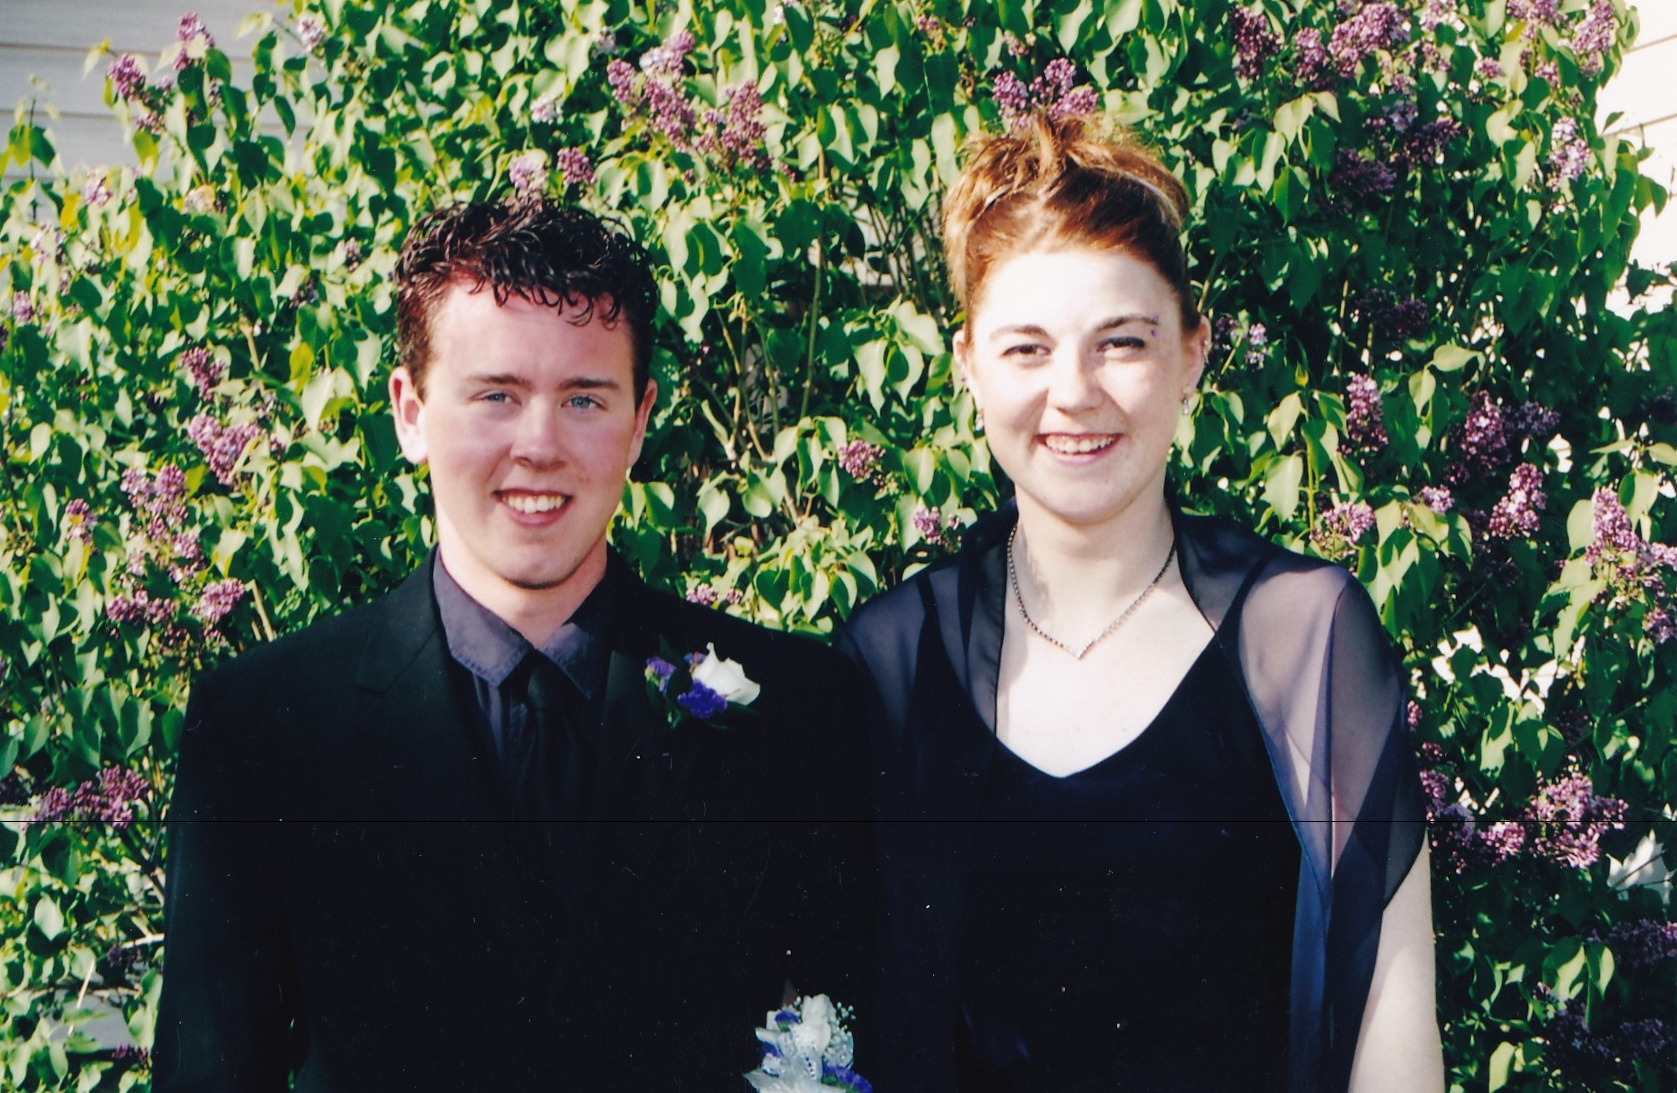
[1006,524,1176,660]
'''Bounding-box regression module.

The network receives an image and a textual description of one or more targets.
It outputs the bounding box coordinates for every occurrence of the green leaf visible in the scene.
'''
[33,896,64,941]
[1429,344,1480,373]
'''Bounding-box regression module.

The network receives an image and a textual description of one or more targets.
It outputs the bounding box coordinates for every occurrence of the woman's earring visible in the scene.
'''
[974,408,985,432]
[1180,396,1193,416]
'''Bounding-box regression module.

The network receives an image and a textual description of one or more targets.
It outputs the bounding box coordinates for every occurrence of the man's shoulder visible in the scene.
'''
[195,569,425,700]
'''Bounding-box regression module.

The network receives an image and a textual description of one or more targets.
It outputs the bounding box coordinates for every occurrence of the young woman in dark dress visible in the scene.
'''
[837,118,1442,1093]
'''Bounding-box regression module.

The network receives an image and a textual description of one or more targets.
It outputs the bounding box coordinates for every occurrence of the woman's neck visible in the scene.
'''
[1009,495,1178,641]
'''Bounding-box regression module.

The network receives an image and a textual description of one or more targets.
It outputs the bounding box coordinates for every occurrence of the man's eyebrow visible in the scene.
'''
[463,374,624,390]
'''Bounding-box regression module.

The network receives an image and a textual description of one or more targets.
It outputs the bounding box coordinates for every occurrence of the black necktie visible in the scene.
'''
[505,651,592,823]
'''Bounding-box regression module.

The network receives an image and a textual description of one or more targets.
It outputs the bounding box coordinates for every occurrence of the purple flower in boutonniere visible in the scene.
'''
[645,642,760,728]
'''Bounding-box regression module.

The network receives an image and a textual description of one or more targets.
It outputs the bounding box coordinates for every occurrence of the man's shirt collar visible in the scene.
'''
[432,554,613,701]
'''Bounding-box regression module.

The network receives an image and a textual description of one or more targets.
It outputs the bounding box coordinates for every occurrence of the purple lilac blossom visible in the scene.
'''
[836,439,886,483]
[1645,607,1676,644]
[192,578,245,625]
[1331,150,1396,198]
[1420,0,1461,31]
[913,505,957,549]
[642,77,698,145]
[181,346,221,398]
[1417,486,1454,513]
[111,1046,150,1066]
[1328,2,1410,77]
[640,29,695,79]
[342,238,363,269]
[592,29,617,56]
[82,173,112,208]
[1452,390,1508,479]
[508,151,548,196]
[1486,462,1545,539]
[1480,821,1527,864]
[1232,8,1281,80]
[554,148,595,187]
[991,71,1032,126]
[1607,920,1677,968]
[297,15,326,51]
[1571,0,1616,74]
[34,786,73,822]
[1475,56,1503,81]
[1508,400,1560,441]
[1002,33,1032,59]
[1321,500,1376,547]
[685,585,720,606]
[64,498,94,543]
[1508,0,1560,25]
[1527,771,1627,868]
[188,414,263,484]
[1345,374,1388,450]
[1547,116,1589,186]
[1244,322,1268,365]
[706,83,769,169]
[607,59,640,104]
[109,54,147,101]
[1292,28,1332,87]
[10,292,34,323]
[1398,118,1464,169]
[532,96,559,124]
[676,681,728,720]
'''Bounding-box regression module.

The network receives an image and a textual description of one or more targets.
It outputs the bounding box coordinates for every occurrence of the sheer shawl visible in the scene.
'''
[836,501,1428,1093]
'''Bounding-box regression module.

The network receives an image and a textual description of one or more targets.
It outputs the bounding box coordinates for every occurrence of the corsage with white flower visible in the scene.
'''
[644,642,760,728]
[744,994,872,1093]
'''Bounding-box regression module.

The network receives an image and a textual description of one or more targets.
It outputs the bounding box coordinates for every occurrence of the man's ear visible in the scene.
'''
[627,377,658,467]
[389,366,428,466]
[953,327,983,416]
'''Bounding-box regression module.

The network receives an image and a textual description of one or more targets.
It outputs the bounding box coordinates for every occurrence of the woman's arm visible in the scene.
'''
[1348,840,1444,1093]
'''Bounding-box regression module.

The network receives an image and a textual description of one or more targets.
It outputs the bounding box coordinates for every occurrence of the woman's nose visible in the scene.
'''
[1045,350,1101,412]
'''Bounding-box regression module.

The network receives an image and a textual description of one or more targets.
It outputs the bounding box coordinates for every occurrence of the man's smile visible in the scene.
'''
[498,490,570,514]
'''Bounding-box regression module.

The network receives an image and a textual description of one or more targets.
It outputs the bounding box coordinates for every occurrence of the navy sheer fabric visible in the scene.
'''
[835,501,1428,1093]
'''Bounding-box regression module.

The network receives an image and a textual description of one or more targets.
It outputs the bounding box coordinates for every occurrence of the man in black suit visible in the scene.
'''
[154,200,873,1092]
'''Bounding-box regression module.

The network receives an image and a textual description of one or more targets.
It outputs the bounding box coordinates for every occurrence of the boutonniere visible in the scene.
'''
[744,993,872,1093]
[644,642,761,728]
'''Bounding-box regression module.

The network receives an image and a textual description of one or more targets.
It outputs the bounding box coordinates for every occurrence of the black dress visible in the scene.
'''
[954,642,1299,1093]
[836,503,1428,1093]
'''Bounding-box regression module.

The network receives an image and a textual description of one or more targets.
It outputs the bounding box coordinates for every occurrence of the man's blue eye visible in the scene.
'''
[568,395,603,409]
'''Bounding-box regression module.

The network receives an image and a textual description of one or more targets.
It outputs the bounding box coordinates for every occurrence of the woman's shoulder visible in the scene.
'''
[836,555,960,664]
[1176,508,1363,615]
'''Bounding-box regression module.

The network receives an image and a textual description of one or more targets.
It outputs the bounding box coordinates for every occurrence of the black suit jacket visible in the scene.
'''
[154,554,874,1093]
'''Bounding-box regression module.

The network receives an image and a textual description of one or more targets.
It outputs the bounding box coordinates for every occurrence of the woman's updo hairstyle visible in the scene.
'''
[942,115,1197,331]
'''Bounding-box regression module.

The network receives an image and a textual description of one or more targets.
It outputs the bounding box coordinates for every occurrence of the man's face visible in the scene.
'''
[390,283,655,626]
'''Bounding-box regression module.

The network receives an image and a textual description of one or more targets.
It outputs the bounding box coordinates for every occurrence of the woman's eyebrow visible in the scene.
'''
[1098,313,1161,330]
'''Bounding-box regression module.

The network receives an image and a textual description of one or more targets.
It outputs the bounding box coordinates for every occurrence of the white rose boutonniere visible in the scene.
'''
[744,993,871,1093]
[644,642,760,728]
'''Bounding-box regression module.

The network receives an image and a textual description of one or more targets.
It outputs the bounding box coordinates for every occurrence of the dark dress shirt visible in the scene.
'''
[432,553,611,759]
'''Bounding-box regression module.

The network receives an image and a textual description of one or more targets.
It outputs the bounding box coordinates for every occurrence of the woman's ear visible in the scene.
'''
[1184,314,1211,394]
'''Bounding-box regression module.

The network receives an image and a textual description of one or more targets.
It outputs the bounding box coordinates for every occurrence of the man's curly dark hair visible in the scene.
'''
[394,199,657,398]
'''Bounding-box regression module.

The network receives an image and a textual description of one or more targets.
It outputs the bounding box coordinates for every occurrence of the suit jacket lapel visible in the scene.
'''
[348,562,510,819]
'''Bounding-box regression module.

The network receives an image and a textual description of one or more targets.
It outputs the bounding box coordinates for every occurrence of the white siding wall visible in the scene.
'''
[0,0,265,178]
[1600,3,1677,276]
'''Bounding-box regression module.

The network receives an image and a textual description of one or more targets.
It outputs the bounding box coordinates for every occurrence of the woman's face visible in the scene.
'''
[956,246,1208,537]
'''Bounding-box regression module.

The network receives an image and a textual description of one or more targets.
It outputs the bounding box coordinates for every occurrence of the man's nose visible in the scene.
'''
[511,401,566,464]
